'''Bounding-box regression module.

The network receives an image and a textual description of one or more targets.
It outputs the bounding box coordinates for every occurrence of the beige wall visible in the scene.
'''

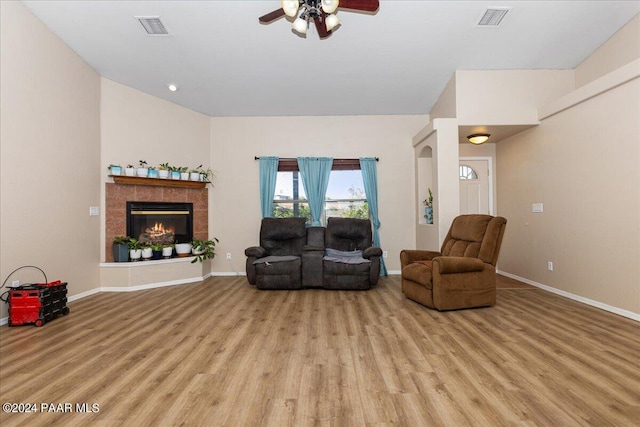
[210,115,428,273]
[497,77,640,313]
[456,70,575,125]
[430,73,457,120]
[575,14,640,88]
[100,78,212,261]
[0,1,101,318]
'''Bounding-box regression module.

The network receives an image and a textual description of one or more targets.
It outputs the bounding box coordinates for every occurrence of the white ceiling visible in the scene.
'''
[21,1,640,118]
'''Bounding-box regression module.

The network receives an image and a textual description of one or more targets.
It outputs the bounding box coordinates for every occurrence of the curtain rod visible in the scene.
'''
[254,157,378,161]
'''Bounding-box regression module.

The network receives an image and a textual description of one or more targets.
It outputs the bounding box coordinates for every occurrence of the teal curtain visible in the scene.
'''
[360,157,387,275]
[259,156,279,218]
[297,157,333,226]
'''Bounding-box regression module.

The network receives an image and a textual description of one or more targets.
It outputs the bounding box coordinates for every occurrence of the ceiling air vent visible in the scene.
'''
[476,8,510,27]
[137,17,169,35]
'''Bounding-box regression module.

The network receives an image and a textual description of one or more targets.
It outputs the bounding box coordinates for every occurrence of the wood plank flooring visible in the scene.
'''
[0,275,638,426]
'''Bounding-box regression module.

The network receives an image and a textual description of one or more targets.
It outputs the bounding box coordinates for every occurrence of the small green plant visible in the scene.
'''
[158,162,170,170]
[190,164,203,173]
[113,236,130,245]
[139,160,148,168]
[423,188,433,208]
[126,164,134,169]
[190,237,219,263]
[128,238,142,251]
[178,166,188,173]
[150,242,163,252]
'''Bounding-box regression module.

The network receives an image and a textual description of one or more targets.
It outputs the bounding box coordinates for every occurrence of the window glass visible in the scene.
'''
[272,169,368,224]
[459,165,478,180]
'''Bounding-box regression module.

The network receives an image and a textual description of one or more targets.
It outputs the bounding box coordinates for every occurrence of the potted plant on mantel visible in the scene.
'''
[125,164,135,176]
[191,237,220,263]
[112,236,130,262]
[108,164,122,176]
[158,163,170,179]
[150,242,164,259]
[129,238,142,261]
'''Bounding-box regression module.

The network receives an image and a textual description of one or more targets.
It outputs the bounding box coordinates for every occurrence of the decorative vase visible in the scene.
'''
[112,243,129,262]
[129,249,142,261]
[175,243,192,257]
[162,246,174,258]
[425,206,433,224]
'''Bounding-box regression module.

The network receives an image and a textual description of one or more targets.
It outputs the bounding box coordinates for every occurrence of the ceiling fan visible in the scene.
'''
[259,0,380,39]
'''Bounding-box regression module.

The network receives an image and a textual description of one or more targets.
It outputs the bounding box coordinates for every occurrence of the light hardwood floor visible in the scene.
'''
[0,275,639,426]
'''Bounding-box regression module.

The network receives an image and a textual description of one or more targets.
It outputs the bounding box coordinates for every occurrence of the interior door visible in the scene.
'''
[459,160,490,215]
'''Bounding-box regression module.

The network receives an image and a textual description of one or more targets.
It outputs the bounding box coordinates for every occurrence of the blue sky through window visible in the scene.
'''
[275,170,365,200]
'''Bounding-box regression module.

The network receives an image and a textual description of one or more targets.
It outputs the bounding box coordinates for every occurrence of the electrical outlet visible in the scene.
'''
[226,253,232,260]
[383,251,388,258]
[11,280,20,287]
[548,261,553,271]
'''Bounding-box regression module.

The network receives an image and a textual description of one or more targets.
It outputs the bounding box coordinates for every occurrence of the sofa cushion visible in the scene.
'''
[401,262,433,288]
[253,255,300,265]
[323,248,371,264]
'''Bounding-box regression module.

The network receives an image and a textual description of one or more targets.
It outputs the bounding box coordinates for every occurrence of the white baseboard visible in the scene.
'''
[498,270,640,322]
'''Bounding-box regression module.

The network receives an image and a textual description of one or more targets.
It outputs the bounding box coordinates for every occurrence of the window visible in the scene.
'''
[272,164,369,224]
[459,165,478,180]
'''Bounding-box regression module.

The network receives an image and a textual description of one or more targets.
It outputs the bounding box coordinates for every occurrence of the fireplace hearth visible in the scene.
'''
[127,202,193,245]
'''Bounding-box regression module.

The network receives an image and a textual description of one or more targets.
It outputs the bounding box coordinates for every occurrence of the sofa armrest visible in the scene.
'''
[303,245,324,252]
[432,256,485,274]
[245,246,267,258]
[363,246,383,258]
[400,250,441,269]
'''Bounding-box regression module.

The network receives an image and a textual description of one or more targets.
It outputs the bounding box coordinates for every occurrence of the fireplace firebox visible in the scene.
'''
[126,202,193,245]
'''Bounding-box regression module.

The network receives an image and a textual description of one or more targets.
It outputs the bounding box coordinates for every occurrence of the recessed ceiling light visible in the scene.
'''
[168,84,178,92]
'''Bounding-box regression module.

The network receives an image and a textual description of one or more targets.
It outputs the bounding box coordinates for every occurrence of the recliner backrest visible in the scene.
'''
[325,217,373,251]
[441,215,507,265]
[260,217,307,256]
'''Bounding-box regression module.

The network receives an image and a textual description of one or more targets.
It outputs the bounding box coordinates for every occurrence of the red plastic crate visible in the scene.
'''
[8,282,69,327]
[8,288,45,326]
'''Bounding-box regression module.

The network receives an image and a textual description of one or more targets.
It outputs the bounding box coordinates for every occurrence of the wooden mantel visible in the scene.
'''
[110,175,206,188]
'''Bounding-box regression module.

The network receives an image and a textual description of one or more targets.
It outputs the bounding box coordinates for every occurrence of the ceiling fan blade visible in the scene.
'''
[259,8,286,24]
[314,11,332,39]
[338,0,379,12]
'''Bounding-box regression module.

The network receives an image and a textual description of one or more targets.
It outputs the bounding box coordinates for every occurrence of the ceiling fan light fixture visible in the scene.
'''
[321,0,340,14]
[467,133,490,145]
[282,0,300,17]
[292,16,308,34]
[325,13,340,31]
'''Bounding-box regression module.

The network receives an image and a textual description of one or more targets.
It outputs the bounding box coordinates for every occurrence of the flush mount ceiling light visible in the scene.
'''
[467,133,491,145]
[168,84,178,92]
[259,0,379,39]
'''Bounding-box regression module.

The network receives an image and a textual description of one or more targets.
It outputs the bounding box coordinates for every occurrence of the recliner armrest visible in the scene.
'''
[400,250,442,268]
[432,256,485,274]
[363,247,383,258]
[303,245,324,252]
[245,246,267,258]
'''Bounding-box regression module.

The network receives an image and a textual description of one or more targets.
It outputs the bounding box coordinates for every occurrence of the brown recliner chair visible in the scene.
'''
[400,214,507,311]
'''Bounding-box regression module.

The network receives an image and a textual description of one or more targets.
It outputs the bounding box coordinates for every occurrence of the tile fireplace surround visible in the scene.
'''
[105,183,208,262]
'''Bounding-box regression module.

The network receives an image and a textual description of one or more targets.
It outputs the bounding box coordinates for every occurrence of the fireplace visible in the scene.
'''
[127,202,193,245]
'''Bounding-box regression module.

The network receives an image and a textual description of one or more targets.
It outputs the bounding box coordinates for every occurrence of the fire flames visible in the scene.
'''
[140,222,175,244]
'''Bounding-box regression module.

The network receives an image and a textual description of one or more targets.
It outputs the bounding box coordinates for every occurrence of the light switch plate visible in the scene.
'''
[532,203,543,213]
[89,206,100,216]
